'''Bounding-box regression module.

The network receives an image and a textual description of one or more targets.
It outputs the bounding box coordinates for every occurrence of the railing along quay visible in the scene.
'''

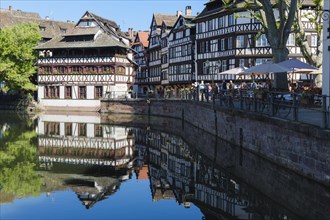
[103,90,330,130]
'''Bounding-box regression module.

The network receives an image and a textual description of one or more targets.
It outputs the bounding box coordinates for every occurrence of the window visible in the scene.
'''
[161,54,167,64]
[208,20,214,31]
[175,46,182,57]
[103,66,115,73]
[228,14,235,26]
[182,45,188,56]
[239,59,245,67]
[218,17,225,28]
[72,66,83,73]
[311,35,317,47]
[45,86,59,99]
[65,86,72,99]
[197,23,203,33]
[78,123,87,137]
[199,41,209,53]
[228,37,233,50]
[45,122,60,136]
[176,31,183,39]
[220,39,226,51]
[256,58,271,65]
[65,123,72,136]
[117,66,125,74]
[210,40,218,52]
[60,28,67,33]
[229,59,235,69]
[221,60,227,72]
[236,35,245,48]
[42,66,52,74]
[287,33,295,46]
[256,34,270,47]
[95,86,103,99]
[95,125,103,137]
[203,61,210,74]
[79,86,86,99]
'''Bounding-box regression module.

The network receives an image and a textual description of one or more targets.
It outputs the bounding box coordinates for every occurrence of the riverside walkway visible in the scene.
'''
[105,90,330,130]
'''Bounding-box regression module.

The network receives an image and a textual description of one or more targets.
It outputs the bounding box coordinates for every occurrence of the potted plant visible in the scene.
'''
[300,90,314,105]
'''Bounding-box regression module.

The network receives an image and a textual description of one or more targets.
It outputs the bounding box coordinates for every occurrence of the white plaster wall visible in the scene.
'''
[86,85,94,99]
[38,86,44,100]
[87,123,94,137]
[72,86,78,99]
[39,99,100,108]
[60,86,65,99]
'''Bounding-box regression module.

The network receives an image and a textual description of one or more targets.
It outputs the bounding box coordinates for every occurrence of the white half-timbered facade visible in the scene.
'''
[132,31,150,95]
[168,8,196,87]
[194,0,318,84]
[37,113,135,169]
[36,11,135,111]
[148,13,178,91]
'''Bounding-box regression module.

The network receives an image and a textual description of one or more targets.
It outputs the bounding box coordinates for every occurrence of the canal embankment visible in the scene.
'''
[101,99,330,187]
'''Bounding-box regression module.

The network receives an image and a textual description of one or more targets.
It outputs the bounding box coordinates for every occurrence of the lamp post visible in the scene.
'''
[215,60,221,86]
[205,60,210,85]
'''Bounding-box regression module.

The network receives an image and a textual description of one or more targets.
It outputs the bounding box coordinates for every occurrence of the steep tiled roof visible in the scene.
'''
[88,11,119,29]
[137,31,150,48]
[35,32,129,50]
[82,11,129,41]
[154,14,178,27]
[196,0,316,20]
[0,7,75,39]
[63,26,100,36]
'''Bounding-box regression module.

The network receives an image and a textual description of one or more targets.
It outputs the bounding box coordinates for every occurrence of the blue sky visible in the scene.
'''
[1,0,206,31]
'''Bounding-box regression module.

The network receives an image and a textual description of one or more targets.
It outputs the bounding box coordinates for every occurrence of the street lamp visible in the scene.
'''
[205,60,210,85]
[215,60,221,85]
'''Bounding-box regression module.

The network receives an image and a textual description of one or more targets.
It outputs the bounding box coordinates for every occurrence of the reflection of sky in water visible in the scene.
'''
[0,173,203,220]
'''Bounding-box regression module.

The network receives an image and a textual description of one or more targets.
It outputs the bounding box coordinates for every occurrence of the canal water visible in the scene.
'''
[0,112,329,220]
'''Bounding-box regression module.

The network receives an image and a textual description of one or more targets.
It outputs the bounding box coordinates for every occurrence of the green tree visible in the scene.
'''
[294,0,323,68]
[242,0,298,63]
[0,22,41,92]
[0,116,41,203]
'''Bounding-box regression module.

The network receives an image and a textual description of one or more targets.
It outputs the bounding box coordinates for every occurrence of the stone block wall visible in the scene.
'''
[101,99,330,186]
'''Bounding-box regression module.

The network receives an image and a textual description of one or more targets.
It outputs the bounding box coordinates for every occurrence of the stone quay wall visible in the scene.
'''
[101,99,330,186]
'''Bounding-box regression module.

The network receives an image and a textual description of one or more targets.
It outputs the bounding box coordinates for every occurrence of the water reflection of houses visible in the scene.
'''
[133,128,297,219]
[37,113,135,209]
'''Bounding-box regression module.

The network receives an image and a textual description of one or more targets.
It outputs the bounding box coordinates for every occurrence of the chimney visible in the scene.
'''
[128,28,133,38]
[45,16,49,20]
[185,6,192,16]
[9,6,12,11]
[176,10,182,17]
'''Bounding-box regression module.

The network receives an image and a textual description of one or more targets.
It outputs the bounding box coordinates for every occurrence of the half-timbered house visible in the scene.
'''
[37,113,135,171]
[194,0,317,84]
[131,31,150,95]
[168,6,196,90]
[35,11,135,111]
[148,13,178,94]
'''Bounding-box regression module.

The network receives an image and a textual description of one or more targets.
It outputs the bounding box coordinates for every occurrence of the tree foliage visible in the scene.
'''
[0,116,41,203]
[242,0,298,63]
[0,22,41,92]
[294,0,323,68]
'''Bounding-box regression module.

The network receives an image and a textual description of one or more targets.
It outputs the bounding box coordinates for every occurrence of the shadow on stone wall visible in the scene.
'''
[102,114,330,220]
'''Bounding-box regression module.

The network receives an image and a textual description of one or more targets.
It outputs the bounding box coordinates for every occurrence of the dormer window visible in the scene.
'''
[78,21,96,27]
[60,28,67,33]
[39,26,46,31]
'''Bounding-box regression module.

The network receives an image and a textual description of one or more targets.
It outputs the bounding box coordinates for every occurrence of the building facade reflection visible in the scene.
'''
[37,113,135,209]
[35,113,328,219]
[133,128,301,220]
